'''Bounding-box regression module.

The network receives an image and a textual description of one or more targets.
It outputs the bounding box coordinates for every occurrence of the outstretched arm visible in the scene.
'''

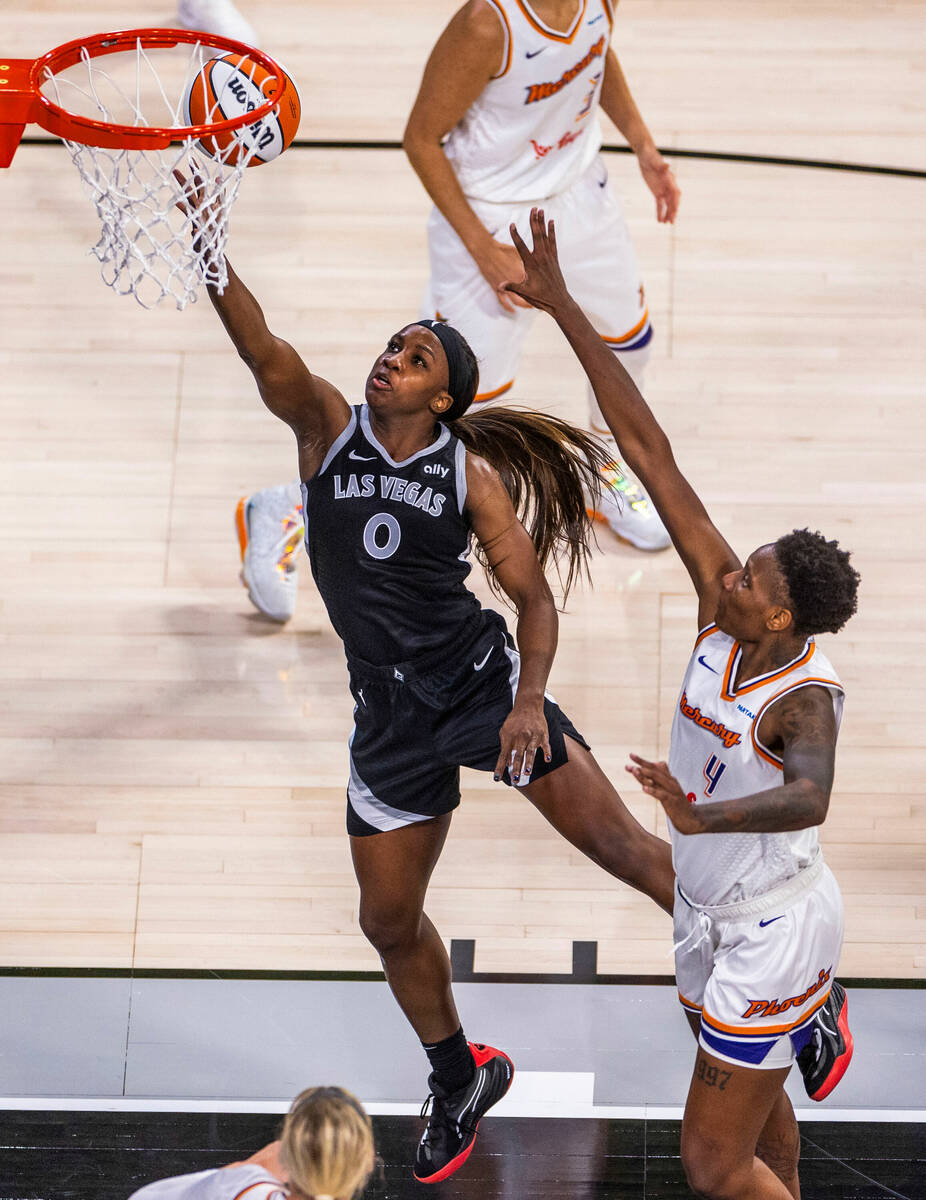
[465,453,557,785]
[504,209,739,625]
[627,686,838,834]
[180,175,351,479]
[205,262,351,480]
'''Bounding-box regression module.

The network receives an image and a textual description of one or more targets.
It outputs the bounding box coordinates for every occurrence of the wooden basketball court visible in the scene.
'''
[1,0,924,984]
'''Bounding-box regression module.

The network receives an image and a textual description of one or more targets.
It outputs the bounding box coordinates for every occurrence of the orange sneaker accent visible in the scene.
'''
[235,496,249,562]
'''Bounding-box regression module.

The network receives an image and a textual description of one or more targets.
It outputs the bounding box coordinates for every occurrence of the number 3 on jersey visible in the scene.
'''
[702,753,727,797]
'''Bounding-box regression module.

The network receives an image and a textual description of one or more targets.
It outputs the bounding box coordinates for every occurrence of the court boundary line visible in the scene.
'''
[1,965,923,988]
[13,136,926,180]
[0,1096,923,1122]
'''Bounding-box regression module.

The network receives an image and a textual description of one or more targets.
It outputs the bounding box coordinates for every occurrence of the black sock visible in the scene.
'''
[422,1028,475,1094]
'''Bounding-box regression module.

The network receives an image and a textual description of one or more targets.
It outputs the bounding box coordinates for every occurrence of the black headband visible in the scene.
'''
[416,319,472,407]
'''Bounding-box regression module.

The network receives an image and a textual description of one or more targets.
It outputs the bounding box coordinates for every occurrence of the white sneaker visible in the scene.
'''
[235,484,304,622]
[177,0,258,45]
[590,459,672,552]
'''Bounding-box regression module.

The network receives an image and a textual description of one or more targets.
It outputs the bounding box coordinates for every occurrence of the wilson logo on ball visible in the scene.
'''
[183,52,301,167]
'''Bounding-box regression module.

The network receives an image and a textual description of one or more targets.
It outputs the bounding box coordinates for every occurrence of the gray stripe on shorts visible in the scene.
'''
[347,729,434,832]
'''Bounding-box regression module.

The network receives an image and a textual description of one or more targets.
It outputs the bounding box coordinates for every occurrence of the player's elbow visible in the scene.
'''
[402,121,433,170]
[795,776,831,827]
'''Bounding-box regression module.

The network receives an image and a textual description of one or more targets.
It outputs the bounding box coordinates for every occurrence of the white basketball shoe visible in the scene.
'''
[235,484,304,622]
[176,0,258,45]
[590,456,671,552]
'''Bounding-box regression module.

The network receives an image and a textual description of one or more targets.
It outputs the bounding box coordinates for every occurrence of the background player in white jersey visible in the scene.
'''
[236,0,681,622]
[128,1087,375,1200]
[505,210,858,1200]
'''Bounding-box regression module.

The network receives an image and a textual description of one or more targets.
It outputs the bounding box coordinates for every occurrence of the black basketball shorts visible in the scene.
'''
[345,612,589,837]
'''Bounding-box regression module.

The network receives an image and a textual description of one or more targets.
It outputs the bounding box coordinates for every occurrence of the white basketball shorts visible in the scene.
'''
[421,155,650,400]
[674,860,845,1070]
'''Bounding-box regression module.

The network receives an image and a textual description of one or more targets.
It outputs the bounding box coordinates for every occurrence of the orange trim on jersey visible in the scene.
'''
[678,989,702,1011]
[474,378,515,403]
[485,0,514,78]
[602,309,649,345]
[694,623,719,649]
[702,988,831,1038]
[720,639,816,701]
[749,675,845,770]
[515,0,588,44]
[601,0,615,26]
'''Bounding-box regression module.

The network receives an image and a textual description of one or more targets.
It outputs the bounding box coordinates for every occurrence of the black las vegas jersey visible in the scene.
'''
[301,404,483,667]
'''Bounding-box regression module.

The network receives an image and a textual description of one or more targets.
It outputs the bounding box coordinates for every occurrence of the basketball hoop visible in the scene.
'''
[0,29,295,308]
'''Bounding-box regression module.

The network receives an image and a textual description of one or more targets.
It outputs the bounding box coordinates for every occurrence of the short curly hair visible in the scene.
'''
[773,529,860,637]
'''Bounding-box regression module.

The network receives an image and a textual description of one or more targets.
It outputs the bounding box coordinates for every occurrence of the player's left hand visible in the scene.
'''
[636,147,680,224]
[626,753,702,832]
[494,696,552,786]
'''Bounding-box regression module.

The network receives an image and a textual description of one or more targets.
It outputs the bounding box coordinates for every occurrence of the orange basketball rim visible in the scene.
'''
[0,27,293,166]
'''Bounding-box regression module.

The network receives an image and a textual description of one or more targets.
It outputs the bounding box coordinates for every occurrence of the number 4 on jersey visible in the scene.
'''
[702,753,727,797]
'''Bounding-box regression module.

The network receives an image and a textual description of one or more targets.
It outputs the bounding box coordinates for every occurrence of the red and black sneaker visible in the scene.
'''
[413,1042,514,1183]
[798,981,854,1101]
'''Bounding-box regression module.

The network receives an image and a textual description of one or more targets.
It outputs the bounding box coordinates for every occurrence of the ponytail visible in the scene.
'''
[280,1086,374,1200]
[450,405,609,602]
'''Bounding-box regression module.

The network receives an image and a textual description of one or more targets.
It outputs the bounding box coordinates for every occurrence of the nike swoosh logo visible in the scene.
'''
[588,13,605,23]
[816,1014,837,1038]
[349,450,376,461]
[526,47,546,58]
[473,647,494,671]
[758,916,784,927]
[697,655,720,674]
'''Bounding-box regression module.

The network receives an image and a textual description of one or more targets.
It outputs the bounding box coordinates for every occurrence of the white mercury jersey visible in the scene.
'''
[667,625,844,908]
[444,0,614,203]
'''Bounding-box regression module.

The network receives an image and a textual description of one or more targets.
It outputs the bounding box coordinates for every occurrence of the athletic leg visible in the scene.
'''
[681,1047,797,1200]
[683,1013,800,1198]
[522,736,674,913]
[350,813,459,1042]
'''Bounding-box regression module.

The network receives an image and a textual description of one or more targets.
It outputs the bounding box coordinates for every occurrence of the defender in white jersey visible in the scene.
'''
[405,0,680,552]
[129,1087,374,1200]
[506,211,860,1200]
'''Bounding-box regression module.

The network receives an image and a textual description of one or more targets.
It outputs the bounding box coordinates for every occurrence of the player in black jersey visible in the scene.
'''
[195,217,675,1181]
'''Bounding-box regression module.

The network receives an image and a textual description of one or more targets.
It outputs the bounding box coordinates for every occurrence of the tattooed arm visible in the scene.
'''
[626,686,838,834]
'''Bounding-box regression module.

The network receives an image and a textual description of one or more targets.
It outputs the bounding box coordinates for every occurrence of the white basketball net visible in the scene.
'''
[42,39,275,309]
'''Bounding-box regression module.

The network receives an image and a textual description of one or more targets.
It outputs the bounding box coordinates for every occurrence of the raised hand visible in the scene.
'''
[502,207,573,316]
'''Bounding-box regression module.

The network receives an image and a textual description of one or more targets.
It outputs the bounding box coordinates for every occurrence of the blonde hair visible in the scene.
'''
[280,1086,374,1200]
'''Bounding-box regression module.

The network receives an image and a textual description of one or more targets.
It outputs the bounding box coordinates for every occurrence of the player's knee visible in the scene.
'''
[357,898,421,956]
[680,1135,748,1199]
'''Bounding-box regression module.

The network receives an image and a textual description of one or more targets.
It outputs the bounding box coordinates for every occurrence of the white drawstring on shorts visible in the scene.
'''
[671,910,713,957]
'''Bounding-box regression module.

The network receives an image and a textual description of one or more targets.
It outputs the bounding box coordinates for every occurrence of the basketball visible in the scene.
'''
[182,52,301,167]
